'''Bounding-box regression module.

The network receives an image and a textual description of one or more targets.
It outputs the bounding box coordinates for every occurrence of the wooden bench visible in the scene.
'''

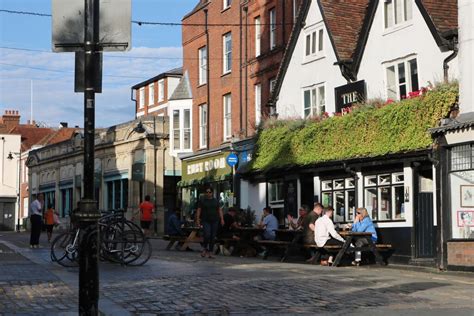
[256,240,291,259]
[303,243,393,265]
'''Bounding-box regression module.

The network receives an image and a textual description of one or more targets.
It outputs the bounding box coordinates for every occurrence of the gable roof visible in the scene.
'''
[415,0,458,49]
[9,126,54,152]
[318,0,372,62]
[169,71,192,100]
[131,67,183,89]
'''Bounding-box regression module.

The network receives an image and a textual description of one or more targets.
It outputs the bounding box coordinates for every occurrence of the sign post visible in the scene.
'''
[52,0,131,314]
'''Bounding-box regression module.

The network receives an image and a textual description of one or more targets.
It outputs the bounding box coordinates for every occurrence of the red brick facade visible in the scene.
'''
[448,242,474,267]
[183,0,299,151]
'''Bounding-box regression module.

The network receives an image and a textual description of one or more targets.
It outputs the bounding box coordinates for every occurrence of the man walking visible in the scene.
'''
[196,187,224,258]
[29,193,44,248]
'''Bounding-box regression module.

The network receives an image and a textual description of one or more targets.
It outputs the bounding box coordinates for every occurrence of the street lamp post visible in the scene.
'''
[134,117,158,235]
[7,151,21,232]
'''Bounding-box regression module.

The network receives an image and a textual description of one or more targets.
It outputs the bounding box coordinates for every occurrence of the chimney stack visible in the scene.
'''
[1,109,21,130]
[458,0,474,113]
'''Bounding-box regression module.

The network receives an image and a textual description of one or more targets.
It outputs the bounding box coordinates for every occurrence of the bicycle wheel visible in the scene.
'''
[50,232,78,267]
[126,237,152,266]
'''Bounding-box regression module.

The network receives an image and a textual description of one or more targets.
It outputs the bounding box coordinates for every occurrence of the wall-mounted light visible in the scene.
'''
[404,186,410,202]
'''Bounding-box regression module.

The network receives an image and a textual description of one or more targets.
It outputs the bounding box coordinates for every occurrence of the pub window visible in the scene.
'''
[268,181,284,203]
[364,172,405,221]
[384,0,412,29]
[303,84,325,118]
[386,57,418,100]
[321,178,356,223]
[450,144,474,171]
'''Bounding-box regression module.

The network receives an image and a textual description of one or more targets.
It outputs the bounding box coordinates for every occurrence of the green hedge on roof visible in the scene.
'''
[250,83,457,171]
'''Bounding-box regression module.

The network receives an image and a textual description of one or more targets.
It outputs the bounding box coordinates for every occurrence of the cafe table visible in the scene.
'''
[331,231,384,267]
[178,226,203,251]
[231,227,264,255]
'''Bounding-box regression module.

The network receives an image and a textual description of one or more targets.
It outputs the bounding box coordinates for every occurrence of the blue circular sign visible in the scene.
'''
[226,153,239,167]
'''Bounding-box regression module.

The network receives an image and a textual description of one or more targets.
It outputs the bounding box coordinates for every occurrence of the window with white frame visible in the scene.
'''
[148,83,154,105]
[158,79,165,102]
[255,84,262,125]
[172,108,191,151]
[223,0,232,10]
[173,110,180,150]
[199,46,207,85]
[139,88,145,109]
[183,109,191,150]
[321,178,356,223]
[364,172,405,221]
[386,57,419,100]
[305,27,324,57]
[255,16,261,57]
[199,104,207,148]
[303,84,325,118]
[384,0,412,29]
[223,33,232,74]
[223,94,232,140]
[269,181,284,203]
[269,8,276,50]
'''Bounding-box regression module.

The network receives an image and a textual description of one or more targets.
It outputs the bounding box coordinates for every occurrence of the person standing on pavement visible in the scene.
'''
[44,204,57,243]
[139,195,154,237]
[196,187,224,258]
[29,193,44,248]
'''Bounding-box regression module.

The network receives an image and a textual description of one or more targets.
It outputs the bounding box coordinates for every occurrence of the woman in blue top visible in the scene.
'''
[351,207,377,266]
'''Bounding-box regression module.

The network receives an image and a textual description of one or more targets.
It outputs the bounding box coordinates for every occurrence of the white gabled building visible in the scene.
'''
[242,0,461,268]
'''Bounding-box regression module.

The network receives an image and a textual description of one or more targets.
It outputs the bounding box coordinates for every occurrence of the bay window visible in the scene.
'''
[171,108,192,152]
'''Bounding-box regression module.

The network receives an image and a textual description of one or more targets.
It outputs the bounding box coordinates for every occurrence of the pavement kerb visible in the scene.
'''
[0,239,131,316]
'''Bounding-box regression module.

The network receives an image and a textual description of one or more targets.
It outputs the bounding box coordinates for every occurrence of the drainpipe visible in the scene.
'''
[443,38,458,83]
[244,6,249,137]
[239,5,243,136]
[204,9,210,150]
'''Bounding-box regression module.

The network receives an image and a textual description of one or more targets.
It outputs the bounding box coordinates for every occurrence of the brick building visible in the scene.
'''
[178,0,300,214]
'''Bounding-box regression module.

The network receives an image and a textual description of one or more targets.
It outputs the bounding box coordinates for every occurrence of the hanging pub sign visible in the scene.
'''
[335,80,366,114]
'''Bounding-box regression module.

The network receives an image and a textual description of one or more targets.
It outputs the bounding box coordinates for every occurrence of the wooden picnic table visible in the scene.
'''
[230,227,264,256]
[176,226,202,251]
[331,231,384,267]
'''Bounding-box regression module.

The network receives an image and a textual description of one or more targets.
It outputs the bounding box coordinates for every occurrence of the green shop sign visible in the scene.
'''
[182,152,232,183]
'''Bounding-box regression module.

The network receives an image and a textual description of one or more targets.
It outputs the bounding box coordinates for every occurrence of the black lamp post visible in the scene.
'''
[134,117,158,235]
[7,151,21,232]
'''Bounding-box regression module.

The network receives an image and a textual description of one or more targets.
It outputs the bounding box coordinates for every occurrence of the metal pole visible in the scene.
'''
[153,116,158,235]
[78,0,100,314]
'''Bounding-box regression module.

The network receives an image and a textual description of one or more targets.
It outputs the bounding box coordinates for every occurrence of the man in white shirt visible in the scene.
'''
[29,193,44,248]
[314,207,345,265]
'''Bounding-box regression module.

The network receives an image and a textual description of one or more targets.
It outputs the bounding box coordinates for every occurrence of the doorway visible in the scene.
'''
[414,168,435,259]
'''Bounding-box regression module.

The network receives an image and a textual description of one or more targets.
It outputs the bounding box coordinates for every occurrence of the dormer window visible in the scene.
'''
[384,0,412,29]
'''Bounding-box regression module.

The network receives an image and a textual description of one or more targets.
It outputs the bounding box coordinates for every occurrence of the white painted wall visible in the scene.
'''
[276,1,347,117]
[359,0,459,101]
[246,182,267,223]
[458,0,474,113]
[0,134,21,229]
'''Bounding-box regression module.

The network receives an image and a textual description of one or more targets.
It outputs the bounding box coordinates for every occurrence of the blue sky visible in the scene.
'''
[0,0,197,127]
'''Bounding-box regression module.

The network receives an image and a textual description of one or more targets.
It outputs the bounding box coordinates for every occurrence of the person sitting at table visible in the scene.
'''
[314,206,345,266]
[350,207,378,266]
[258,207,278,241]
[166,207,192,251]
[302,203,324,261]
[217,207,240,255]
[287,205,308,231]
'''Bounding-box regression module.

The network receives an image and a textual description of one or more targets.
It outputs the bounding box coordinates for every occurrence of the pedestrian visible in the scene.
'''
[44,204,57,243]
[29,193,44,248]
[196,187,225,258]
[139,195,154,237]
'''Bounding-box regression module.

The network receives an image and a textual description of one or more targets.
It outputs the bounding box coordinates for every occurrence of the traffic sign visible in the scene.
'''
[226,153,239,167]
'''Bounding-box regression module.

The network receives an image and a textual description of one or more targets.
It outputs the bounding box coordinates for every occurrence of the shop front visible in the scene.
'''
[431,115,474,271]
[179,150,233,220]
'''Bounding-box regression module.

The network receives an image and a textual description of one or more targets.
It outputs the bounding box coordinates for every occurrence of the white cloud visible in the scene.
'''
[0,46,182,127]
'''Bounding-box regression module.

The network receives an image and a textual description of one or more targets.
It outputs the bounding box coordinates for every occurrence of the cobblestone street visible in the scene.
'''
[1,232,473,315]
